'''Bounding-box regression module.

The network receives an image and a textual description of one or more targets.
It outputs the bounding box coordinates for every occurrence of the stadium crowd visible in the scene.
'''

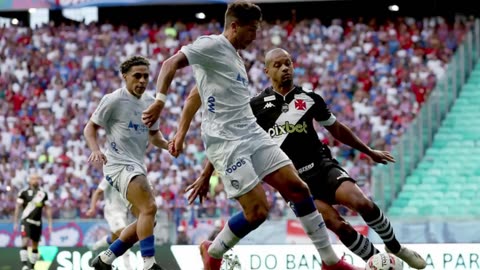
[0,15,471,223]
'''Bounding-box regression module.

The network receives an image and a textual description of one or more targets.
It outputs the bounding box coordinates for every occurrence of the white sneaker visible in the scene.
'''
[386,246,427,269]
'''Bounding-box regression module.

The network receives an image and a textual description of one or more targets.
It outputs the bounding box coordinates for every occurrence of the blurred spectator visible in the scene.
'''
[0,15,470,221]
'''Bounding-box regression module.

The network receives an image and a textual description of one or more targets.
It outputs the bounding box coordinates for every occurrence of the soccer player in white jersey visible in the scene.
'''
[142,2,360,270]
[86,178,133,270]
[84,56,168,270]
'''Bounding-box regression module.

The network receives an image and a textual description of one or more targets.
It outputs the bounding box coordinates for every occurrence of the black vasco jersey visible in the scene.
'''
[250,86,337,175]
[17,187,49,223]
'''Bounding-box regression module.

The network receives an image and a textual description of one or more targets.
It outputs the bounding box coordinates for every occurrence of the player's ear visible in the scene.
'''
[264,67,269,75]
[231,21,239,33]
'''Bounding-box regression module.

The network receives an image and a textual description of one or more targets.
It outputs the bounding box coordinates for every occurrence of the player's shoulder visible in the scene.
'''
[294,86,324,101]
[100,88,123,103]
[251,87,274,104]
[17,187,28,196]
[192,34,223,47]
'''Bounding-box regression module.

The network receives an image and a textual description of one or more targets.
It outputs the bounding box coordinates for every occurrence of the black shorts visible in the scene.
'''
[21,221,42,242]
[300,158,355,204]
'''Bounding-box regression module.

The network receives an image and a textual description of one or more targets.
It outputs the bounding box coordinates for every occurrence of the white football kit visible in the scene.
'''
[181,35,291,198]
[90,87,159,201]
[98,179,129,232]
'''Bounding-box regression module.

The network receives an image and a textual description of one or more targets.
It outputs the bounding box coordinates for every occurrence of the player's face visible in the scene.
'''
[29,176,40,189]
[124,65,149,98]
[234,20,260,49]
[265,53,294,87]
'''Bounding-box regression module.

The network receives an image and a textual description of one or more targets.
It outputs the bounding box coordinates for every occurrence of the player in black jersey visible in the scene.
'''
[13,174,53,270]
[171,48,426,269]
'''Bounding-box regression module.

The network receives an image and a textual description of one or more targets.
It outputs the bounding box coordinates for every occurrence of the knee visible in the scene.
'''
[139,202,157,217]
[351,198,375,214]
[244,202,269,226]
[284,180,311,202]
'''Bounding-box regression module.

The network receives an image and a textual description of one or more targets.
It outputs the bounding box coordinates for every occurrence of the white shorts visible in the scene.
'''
[206,136,291,199]
[103,163,147,205]
[104,205,129,233]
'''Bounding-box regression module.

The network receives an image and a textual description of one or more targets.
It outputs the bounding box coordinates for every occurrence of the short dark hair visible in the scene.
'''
[225,1,262,27]
[120,56,150,74]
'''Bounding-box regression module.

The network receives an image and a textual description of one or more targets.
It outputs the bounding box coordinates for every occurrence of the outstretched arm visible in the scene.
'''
[86,188,104,217]
[170,86,202,157]
[142,52,189,127]
[324,121,395,164]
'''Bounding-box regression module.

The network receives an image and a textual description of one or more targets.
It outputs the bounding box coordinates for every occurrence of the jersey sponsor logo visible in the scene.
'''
[294,99,307,110]
[267,121,308,138]
[264,95,276,102]
[207,96,216,113]
[298,162,314,174]
[225,158,247,175]
[128,121,149,133]
[264,102,275,109]
[236,73,248,86]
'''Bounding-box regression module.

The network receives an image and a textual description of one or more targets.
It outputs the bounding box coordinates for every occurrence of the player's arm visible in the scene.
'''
[86,187,104,217]
[13,196,23,231]
[149,130,168,150]
[170,86,201,157]
[44,203,53,232]
[156,52,189,98]
[143,52,189,127]
[178,86,201,142]
[84,121,108,164]
[324,121,373,155]
[324,121,395,164]
[185,160,214,204]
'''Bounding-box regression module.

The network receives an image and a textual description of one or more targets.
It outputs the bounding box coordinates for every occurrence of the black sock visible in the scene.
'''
[362,203,401,253]
[338,229,379,262]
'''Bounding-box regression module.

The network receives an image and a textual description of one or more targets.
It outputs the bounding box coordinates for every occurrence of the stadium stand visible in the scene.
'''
[388,63,480,218]
[0,16,472,222]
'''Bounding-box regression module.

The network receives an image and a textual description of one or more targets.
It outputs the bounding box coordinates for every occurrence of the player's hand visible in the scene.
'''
[185,174,210,204]
[142,100,164,128]
[169,134,185,157]
[88,150,107,165]
[368,149,396,164]
[85,208,96,217]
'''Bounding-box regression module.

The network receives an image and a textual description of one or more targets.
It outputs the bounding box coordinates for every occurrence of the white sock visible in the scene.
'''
[100,249,116,265]
[123,250,132,270]
[143,256,156,270]
[92,235,110,251]
[208,224,240,259]
[298,211,340,265]
[20,249,28,263]
[30,252,39,265]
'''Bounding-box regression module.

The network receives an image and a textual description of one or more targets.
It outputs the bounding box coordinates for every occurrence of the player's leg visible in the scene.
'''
[335,181,426,269]
[100,175,158,269]
[19,223,29,270]
[265,165,347,267]
[206,183,269,259]
[314,199,379,261]
[28,223,42,268]
[254,146,360,269]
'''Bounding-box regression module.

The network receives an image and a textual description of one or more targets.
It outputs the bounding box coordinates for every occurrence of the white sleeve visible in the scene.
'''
[98,179,109,191]
[180,36,219,67]
[91,94,115,127]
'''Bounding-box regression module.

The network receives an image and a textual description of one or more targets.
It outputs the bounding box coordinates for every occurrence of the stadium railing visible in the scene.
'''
[372,18,480,211]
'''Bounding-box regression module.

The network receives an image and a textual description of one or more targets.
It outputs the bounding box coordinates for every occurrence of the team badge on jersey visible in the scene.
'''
[230,180,240,190]
[294,99,307,110]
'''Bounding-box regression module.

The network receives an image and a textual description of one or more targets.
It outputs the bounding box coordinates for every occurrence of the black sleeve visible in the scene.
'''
[311,93,336,126]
